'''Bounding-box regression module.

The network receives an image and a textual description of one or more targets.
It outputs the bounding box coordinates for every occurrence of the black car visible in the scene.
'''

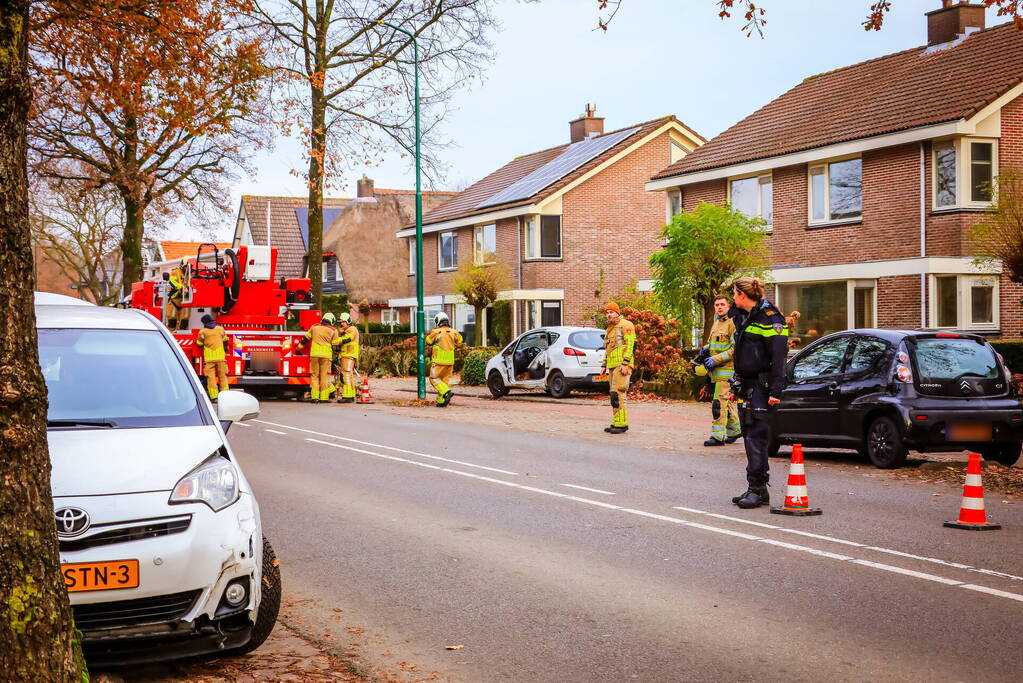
[769,329,1023,468]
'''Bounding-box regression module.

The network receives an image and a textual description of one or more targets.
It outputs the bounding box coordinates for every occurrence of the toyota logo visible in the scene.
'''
[960,379,973,393]
[54,507,90,537]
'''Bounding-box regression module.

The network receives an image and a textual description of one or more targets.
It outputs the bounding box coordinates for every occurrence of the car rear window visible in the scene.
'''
[568,330,605,350]
[912,338,999,381]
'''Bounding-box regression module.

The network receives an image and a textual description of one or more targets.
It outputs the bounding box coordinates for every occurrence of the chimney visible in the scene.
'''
[926,1,985,46]
[356,175,375,199]
[569,103,604,143]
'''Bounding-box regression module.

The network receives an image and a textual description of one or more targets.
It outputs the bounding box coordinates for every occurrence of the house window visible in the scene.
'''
[809,158,862,224]
[934,140,957,207]
[381,308,400,330]
[474,224,497,265]
[932,138,997,209]
[438,231,457,270]
[777,279,876,348]
[408,239,416,275]
[524,216,561,260]
[541,301,562,327]
[729,174,772,225]
[667,190,682,220]
[931,275,997,330]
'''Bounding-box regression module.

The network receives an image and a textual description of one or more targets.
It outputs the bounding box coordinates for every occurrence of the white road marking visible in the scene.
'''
[561,483,616,496]
[672,505,1023,583]
[258,419,519,475]
[264,429,287,435]
[232,422,251,427]
[287,435,1023,605]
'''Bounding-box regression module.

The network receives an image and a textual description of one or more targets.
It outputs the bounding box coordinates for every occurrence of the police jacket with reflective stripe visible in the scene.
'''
[733,299,788,397]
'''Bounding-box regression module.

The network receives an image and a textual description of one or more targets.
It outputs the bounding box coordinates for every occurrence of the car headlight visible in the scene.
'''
[169,455,240,512]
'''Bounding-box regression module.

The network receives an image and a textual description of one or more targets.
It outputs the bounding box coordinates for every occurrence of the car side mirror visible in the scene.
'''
[216,390,260,424]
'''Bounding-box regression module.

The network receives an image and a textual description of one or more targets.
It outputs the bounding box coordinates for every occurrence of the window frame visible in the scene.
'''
[789,334,855,383]
[408,238,416,275]
[931,137,998,210]
[928,274,999,331]
[776,279,877,342]
[727,172,773,230]
[807,155,863,226]
[666,190,683,224]
[437,230,458,271]
[473,223,497,265]
[522,215,562,261]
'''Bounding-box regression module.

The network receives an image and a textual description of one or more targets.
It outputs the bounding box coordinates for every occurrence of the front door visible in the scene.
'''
[510,330,549,388]
[776,335,852,440]
[837,335,891,439]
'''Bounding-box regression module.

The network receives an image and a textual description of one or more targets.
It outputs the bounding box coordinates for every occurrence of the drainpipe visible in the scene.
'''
[919,142,927,327]
[517,216,524,334]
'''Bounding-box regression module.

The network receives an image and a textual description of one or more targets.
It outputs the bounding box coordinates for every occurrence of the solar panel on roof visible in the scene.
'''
[476,127,642,209]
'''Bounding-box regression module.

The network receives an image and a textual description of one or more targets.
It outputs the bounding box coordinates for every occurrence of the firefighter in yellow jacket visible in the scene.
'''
[336,312,361,403]
[701,295,741,446]
[426,312,462,407]
[305,312,340,404]
[165,258,190,331]
[197,314,236,400]
[601,302,636,434]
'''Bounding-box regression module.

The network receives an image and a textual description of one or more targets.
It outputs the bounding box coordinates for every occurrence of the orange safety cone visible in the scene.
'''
[357,377,374,404]
[944,452,1001,530]
[770,444,822,516]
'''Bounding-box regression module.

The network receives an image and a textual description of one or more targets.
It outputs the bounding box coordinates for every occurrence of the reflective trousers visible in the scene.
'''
[609,365,630,427]
[430,363,453,404]
[309,356,331,401]
[740,385,772,486]
[165,299,188,331]
[204,360,228,400]
[339,357,356,399]
[710,379,741,441]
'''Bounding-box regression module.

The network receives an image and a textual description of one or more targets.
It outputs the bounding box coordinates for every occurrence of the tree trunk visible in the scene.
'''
[473,305,483,346]
[700,298,715,345]
[306,13,328,306]
[0,2,86,679]
[119,194,144,297]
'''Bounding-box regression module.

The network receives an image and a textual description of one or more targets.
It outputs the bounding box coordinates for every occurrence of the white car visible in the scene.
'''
[485,326,607,399]
[37,300,279,666]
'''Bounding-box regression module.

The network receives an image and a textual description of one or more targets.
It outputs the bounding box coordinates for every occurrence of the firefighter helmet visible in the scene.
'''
[338,312,352,324]
[434,312,450,326]
[321,312,336,325]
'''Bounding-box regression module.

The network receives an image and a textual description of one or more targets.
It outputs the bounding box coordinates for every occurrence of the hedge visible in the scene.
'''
[990,340,1023,374]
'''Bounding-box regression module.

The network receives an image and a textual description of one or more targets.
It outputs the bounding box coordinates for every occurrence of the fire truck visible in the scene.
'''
[129,243,322,397]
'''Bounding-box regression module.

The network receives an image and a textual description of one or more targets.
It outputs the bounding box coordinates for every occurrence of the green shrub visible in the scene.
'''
[366,322,410,333]
[991,340,1023,374]
[655,359,692,386]
[460,348,494,386]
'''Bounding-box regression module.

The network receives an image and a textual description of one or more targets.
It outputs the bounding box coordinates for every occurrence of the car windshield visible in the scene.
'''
[568,330,605,350]
[40,328,205,429]
[912,338,999,382]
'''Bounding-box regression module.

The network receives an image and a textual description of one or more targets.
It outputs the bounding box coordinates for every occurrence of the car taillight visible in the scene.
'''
[936,333,961,338]
[563,347,585,356]
[897,365,913,383]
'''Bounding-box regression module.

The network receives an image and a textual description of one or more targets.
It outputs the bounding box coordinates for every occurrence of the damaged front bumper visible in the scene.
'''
[61,490,262,667]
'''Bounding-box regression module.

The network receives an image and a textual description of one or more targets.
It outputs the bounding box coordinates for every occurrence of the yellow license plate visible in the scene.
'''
[63,560,139,593]
[593,374,609,382]
[948,422,992,442]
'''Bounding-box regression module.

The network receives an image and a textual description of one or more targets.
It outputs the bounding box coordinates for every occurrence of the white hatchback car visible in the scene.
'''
[37,300,279,666]
[485,326,607,398]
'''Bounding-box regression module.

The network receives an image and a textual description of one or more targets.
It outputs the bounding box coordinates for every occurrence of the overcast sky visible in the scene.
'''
[183,0,1011,242]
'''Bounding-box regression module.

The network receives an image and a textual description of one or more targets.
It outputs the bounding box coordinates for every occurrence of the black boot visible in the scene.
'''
[735,485,769,509]
[725,435,741,444]
[731,487,752,504]
[704,438,725,447]
[604,425,628,434]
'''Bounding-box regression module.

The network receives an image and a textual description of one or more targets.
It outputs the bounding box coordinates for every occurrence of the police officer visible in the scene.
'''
[702,294,741,447]
[426,312,462,407]
[336,312,360,403]
[729,277,788,509]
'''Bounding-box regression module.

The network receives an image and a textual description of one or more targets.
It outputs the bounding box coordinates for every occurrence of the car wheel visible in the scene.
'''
[548,371,571,399]
[487,371,508,398]
[235,536,282,655]
[981,442,1022,467]
[865,416,908,469]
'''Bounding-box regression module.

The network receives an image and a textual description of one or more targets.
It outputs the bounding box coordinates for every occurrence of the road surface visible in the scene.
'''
[227,400,1023,682]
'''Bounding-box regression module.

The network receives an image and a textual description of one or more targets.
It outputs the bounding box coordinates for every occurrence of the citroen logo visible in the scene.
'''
[960,379,972,393]
[54,507,90,537]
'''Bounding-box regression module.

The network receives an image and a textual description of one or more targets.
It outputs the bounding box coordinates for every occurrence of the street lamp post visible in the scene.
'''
[377,20,427,399]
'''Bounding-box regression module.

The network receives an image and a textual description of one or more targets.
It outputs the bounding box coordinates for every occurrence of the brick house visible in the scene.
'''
[230,182,455,324]
[648,2,1023,348]
[389,106,704,345]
